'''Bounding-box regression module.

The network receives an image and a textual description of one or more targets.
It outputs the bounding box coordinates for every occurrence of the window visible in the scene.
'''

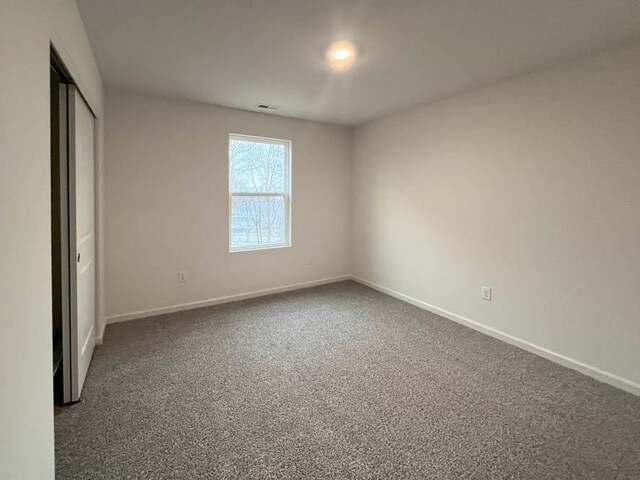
[229,134,291,251]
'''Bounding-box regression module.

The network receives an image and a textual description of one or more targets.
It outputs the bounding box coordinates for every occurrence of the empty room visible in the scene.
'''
[2,1,640,478]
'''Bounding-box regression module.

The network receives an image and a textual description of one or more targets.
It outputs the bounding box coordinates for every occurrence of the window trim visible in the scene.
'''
[228,133,292,252]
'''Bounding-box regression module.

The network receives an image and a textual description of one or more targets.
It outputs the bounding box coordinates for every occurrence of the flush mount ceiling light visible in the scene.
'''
[326,40,358,70]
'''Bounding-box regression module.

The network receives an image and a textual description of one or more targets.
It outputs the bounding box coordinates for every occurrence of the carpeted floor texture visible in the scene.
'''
[55,281,640,479]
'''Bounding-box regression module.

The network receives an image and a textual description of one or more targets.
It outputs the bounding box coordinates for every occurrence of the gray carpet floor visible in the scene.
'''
[55,281,640,479]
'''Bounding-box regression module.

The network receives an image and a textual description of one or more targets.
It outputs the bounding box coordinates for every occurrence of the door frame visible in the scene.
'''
[51,50,73,402]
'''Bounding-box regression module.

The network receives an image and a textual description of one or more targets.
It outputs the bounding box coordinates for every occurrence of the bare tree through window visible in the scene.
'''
[229,135,290,250]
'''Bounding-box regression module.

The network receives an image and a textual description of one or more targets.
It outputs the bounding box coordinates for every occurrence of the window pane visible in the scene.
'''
[229,138,286,193]
[231,195,286,248]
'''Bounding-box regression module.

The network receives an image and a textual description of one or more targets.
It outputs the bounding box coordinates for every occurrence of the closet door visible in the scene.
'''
[69,86,96,400]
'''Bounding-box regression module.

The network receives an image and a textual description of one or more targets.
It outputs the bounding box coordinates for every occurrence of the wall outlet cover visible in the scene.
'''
[481,286,492,301]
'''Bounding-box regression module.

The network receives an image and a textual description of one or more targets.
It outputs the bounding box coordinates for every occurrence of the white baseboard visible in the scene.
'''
[105,275,351,325]
[95,318,106,345]
[351,276,639,396]
[101,272,638,396]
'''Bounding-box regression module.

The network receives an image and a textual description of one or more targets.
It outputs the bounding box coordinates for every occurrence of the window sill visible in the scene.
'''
[229,243,291,253]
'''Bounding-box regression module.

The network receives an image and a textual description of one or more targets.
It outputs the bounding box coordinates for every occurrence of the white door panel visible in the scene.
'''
[69,86,96,400]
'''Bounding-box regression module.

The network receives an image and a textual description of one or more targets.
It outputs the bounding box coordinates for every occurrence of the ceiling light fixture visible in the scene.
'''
[326,41,358,70]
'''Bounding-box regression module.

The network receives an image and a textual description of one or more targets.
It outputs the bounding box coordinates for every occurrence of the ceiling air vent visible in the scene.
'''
[255,103,281,111]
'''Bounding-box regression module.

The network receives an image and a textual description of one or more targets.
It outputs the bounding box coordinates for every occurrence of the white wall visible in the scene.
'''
[352,41,640,393]
[0,0,104,478]
[104,91,351,320]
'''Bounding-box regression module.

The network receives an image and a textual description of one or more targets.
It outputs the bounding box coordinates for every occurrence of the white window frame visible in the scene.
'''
[228,133,292,252]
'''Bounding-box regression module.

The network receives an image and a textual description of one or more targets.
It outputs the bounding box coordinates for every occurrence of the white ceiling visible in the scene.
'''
[76,0,640,126]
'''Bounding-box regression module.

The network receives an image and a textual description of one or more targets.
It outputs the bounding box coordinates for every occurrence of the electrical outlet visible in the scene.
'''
[481,286,492,301]
[178,271,188,283]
